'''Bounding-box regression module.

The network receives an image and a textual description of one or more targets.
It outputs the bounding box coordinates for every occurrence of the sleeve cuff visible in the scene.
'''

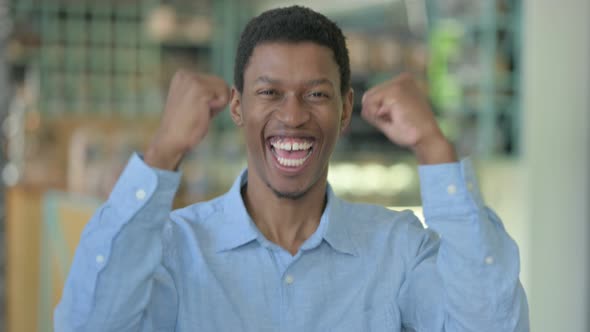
[107,152,182,223]
[418,158,484,219]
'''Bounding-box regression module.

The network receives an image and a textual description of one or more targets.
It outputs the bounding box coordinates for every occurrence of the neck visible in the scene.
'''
[243,173,327,256]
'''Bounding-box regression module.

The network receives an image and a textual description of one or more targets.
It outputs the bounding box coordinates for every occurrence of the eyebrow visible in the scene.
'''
[254,76,334,88]
[303,78,334,88]
[254,76,280,85]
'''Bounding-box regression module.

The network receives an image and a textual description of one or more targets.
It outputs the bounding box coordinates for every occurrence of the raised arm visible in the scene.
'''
[361,73,529,331]
[54,70,230,331]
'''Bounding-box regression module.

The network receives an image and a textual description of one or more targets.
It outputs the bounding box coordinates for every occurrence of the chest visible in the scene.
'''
[170,243,407,331]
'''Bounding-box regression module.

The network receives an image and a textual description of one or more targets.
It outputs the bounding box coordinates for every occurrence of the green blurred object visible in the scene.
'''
[426,0,522,157]
[428,19,464,112]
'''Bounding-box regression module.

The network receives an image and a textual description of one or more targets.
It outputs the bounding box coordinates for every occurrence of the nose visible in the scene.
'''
[274,94,311,128]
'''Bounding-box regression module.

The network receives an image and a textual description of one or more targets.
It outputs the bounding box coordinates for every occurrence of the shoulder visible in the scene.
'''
[160,194,230,260]
[162,194,228,240]
[337,200,435,255]
[338,200,422,232]
[171,195,226,224]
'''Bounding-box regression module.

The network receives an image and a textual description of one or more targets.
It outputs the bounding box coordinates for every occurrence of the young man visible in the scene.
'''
[55,6,529,331]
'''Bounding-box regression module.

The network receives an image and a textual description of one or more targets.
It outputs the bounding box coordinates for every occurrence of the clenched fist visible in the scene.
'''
[361,73,457,164]
[145,70,230,170]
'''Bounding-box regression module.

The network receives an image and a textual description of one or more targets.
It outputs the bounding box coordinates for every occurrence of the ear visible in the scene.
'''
[339,88,354,134]
[229,87,244,126]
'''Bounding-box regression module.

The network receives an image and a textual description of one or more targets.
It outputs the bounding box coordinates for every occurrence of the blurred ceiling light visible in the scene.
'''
[2,163,19,186]
[2,110,19,137]
[404,0,428,34]
[328,162,415,196]
[389,163,413,191]
[183,17,212,44]
[146,5,177,41]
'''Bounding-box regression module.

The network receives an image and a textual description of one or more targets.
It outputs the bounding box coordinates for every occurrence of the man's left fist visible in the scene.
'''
[361,73,457,164]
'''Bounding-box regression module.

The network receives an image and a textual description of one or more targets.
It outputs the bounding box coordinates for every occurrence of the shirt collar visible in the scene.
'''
[214,169,259,252]
[215,169,358,256]
[320,185,359,256]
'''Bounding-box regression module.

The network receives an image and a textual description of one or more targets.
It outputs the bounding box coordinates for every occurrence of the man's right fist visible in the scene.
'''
[145,70,230,170]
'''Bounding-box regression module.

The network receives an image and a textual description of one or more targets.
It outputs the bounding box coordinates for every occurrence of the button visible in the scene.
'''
[135,189,146,200]
[96,255,105,264]
[485,256,494,265]
[447,184,457,195]
[284,275,294,285]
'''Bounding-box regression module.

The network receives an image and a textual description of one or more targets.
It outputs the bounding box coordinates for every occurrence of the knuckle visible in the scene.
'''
[173,69,186,78]
[171,71,185,85]
[360,107,371,119]
[362,91,375,105]
[398,72,414,81]
[176,69,196,82]
[190,73,204,85]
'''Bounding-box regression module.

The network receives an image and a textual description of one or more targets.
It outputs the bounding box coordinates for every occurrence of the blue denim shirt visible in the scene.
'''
[55,153,529,331]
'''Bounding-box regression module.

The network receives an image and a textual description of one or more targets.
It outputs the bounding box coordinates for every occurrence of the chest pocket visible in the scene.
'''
[328,305,399,332]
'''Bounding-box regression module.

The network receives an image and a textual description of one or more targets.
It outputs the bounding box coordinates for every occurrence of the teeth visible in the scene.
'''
[270,137,314,168]
[277,155,310,167]
[271,139,313,151]
[281,142,292,150]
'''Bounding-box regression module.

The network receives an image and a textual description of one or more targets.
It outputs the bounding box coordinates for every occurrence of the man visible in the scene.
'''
[55,6,529,331]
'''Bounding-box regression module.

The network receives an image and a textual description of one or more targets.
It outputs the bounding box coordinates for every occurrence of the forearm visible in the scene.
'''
[54,154,181,331]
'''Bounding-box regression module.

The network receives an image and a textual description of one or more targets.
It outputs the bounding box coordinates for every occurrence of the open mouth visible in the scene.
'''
[267,136,315,169]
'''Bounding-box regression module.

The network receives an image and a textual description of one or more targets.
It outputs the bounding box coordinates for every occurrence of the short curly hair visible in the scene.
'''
[234,6,351,94]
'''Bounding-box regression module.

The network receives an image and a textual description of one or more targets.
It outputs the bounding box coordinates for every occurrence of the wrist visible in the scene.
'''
[144,144,185,171]
[411,135,458,165]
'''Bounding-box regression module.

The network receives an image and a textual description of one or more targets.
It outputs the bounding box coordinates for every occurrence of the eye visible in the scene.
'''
[258,89,279,97]
[307,91,330,99]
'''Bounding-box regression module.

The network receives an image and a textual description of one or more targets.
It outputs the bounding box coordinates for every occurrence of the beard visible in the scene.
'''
[265,180,311,200]
[240,175,315,201]
[262,163,329,200]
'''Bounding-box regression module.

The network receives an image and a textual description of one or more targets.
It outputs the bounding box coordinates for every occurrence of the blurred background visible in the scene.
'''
[0,0,587,331]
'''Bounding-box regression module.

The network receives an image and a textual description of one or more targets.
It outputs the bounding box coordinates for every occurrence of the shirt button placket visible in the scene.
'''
[447,184,457,195]
[135,189,146,200]
[281,272,295,332]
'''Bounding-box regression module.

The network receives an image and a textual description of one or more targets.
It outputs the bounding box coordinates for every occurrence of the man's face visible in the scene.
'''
[231,42,353,199]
